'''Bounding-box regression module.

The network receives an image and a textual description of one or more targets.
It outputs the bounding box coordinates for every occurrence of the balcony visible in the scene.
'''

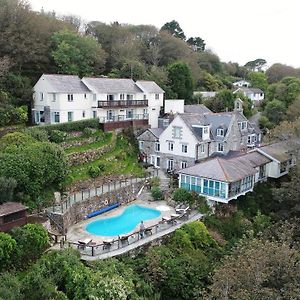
[99,114,149,131]
[98,100,148,108]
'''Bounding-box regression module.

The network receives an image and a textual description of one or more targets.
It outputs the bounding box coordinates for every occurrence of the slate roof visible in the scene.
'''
[234,87,264,94]
[41,74,90,93]
[0,202,27,217]
[184,104,212,114]
[205,114,233,141]
[83,78,143,94]
[148,128,164,138]
[258,142,295,162]
[234,151,272,167]
[178,157,257,182]
[136,80,165,93]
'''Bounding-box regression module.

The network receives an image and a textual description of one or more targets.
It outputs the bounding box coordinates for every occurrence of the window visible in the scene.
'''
[139,141,144,150]
[93,111,97,119]
[155,94,159,100]
[155,142,160,152]
[217,143,224,152]
[84,94,87,99]
[67,94,74,102]
[259,165,266,179]
[67,112,73,122]
[54,112,60,123]
[203,179,226,198]
[120,93,125,100]
[199,144,205,153]
[51,93,56,102]
[143,108,148,117]
[82,111,86,118]
[127,94,133,100]
[217,128,224,136]
[126,109,133,119]
[168,142,174,151]
[163,119,169,127]
[93,94,97,101]
[182,144,188,153]
[167,159,174,171]
[143,94,147,100]
[173,126,182,139]
[203,127,208,134]
[107,94,114,101]
[181,161,187,169]
[40,92,44,101]
[241,176,253,192]
[239,121,247,130]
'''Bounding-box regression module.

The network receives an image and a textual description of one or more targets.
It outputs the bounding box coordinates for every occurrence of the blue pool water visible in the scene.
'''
[85,204,161,236]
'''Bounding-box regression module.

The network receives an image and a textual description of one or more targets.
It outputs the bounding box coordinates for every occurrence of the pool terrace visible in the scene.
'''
[60,200,203,260]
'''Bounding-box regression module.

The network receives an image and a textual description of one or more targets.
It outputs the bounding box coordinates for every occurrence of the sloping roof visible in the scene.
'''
[136,80,164,93]
[83,78,142,94]
[41,74,90,93]
[234,151,272,167]
[205,114,233,141]
[179,113,208,141]
[178,157,257,182]
[184,104,212,114]
[258,142,295,162]
[0,202,27,217]
[148,128,164,138]
[234,87,264,94]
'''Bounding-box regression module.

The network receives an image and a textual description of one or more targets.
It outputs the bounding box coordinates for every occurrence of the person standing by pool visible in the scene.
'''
[140,220,145,238]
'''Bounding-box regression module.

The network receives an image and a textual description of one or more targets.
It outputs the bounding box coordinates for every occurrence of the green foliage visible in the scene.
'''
[0,131,34,151]
[82,127,94,137]
[173,188,193,204]
[0,104,27,126]
[0,232,17,269]
[252,211,271,234]
[0,272,23,300]
[151,186,163,200]
[11,224,49,266]
[167,62,194,100]
[160,20,186,40]
[51,29,107,76]
[205,89,235,112]
[26,118,99,134]
[264,99,286,125]
[187,36,206,52]
[149,176,160,187]
[0,177,17,204]
[24,127,49,142]
[48,129,67,143]
[248,71,268,91]
[88,166,101,178]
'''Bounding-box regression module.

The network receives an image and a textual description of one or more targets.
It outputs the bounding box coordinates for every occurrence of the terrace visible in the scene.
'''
[98,100,148,108]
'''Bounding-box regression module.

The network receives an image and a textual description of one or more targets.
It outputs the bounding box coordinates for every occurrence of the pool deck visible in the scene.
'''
[55,199,203,260]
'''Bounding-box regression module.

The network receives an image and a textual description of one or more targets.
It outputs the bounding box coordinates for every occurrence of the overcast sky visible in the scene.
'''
[28,0,300,68]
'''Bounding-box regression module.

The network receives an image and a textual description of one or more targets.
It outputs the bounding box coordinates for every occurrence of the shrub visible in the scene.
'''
[24,127,48,142]
[0,177,17,204]
[151,187,163,200]
[173,188,193,204]
[98,163,105,172]
[83,127,94,137]
[0,232,17,269]
[48,130,67,143]
[88,166,101,178]
[149,177,160,188]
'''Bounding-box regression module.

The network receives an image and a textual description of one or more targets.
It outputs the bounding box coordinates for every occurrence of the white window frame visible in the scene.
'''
[139,141,144,150]
[181,144,188,153]
[167,159,174,171]
[203,127,208,134]
[181,161,188,169]
[199,144,205,153]
[155,94,159,100]
[217,143,224,152]
[168,142,174,151]
[51,93,56,102]
[217,128,224,136]
[93,111,97,119]
[155,142,160,152]
[67,94,74,102]
[53,112,60,123]
[173,126,182,139]
[82,110,86,118]
[120,93,125,100]
[67,111,73,122]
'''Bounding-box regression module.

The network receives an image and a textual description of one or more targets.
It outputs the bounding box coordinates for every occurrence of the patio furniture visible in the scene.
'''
[119,235,130,245]
[175,204,190,215]
[103,238,114,250]
[78,238,92,250]
[145,227,153,236]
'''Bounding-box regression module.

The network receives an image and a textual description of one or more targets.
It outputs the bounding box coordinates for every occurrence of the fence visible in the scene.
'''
[50,169,158,214]
[66,210,201,258]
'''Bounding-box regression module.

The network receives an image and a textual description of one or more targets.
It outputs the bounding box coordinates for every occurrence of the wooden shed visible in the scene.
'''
[0,202,28,232]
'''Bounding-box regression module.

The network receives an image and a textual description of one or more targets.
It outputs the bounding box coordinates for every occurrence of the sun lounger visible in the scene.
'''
[175,205,190,214]
[103,238,113,250]
[77,238,92,250]
[119,235,130,245]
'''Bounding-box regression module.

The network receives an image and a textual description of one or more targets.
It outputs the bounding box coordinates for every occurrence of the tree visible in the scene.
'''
[244,58,267,71]
[167,62,194,100]
[248,71,268,91]
[264,99,286,125]
[0,177,17,204]
[0,232,17,269]
[198,50,222,74]
[0,272,23,300]
[204,89,235,112]
[186,37,206,52]
[173,188,193,205]
[266,63,299,83]
[160,20,186,40]
[51,30,107,76]
[286,95,300,121]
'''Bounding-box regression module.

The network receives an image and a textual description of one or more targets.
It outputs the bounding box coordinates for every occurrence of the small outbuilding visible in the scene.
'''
[0,202,28,232]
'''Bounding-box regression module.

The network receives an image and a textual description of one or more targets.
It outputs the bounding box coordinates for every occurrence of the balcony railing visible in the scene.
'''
[99,114,148,124]
[98,100,148,108]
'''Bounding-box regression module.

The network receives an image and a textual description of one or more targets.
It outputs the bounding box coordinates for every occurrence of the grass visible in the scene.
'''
[65,132,112,154]
[67,134,145,183]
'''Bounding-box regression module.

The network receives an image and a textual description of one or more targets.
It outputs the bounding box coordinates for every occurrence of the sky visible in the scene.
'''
[27,0,300,68]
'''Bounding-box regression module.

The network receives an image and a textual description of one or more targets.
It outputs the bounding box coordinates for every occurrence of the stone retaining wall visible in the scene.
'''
[49,181,144,231]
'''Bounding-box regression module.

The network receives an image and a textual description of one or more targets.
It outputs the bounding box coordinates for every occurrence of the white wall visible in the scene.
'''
[159,115,198,158]
[164,99,184,114]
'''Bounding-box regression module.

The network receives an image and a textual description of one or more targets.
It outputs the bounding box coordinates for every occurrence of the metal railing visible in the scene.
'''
[99,114,148,123]
[66,211,201,257]
[98,100,148,108]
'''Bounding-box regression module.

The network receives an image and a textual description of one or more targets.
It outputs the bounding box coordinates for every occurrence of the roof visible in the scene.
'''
[148,128,164,138]
[178,157,257,182]
[205,114,234,141]
[83,78,143,94]
[0,202,27,217]
[234,87,264,94]
[234,151,272,167]
[257,141,295,162]
[136,80,164,93]
[41,74,90,93]
[184,104,212,114]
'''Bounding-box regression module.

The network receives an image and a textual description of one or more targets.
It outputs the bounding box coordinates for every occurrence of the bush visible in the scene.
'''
[151,186,163,200]
[83,127,94,137]
[88,166,101,178]
[27,118,99,134]
[98,163,105,172]
[173,188,193,205]
[0,177,17,204]
[48,130,67,143]
[149,177,160,188]
[24,127,48,142]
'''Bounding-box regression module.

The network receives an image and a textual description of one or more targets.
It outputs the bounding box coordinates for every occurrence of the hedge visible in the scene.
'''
[27,118,100,133]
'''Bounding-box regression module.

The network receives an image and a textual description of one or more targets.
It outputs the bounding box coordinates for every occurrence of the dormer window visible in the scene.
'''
[217,128,224,136]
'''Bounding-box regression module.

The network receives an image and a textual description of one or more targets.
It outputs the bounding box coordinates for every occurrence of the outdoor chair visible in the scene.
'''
[103,239,113,250]
[119,235,130,245]
[144,227,153,236]
[175,204,190,215]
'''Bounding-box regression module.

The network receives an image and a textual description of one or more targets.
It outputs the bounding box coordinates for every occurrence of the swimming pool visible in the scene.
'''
[85,204,161,236]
